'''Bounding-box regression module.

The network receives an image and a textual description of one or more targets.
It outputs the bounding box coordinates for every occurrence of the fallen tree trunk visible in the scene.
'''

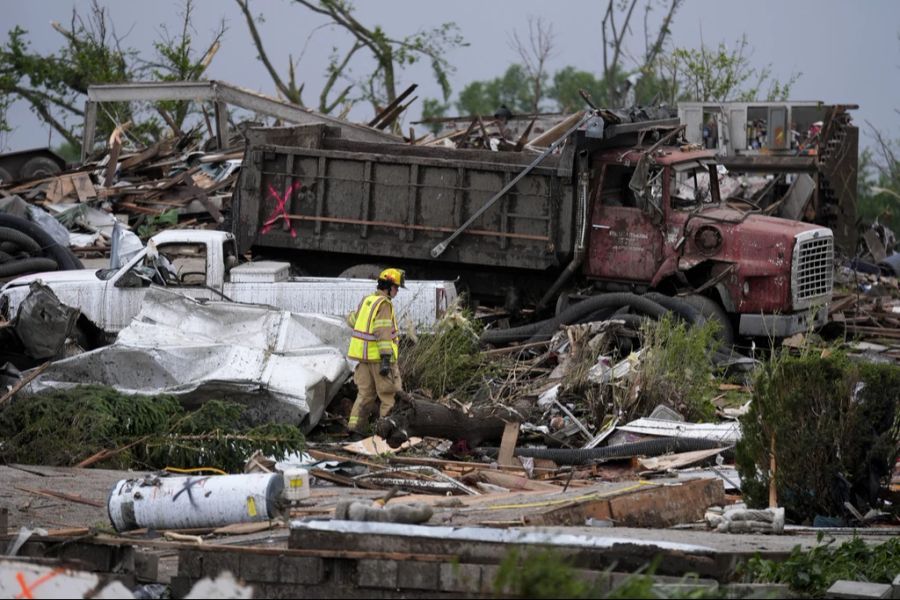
[375,391,507,449]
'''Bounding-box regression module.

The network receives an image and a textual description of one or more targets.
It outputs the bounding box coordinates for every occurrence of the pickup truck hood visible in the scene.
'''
[1,269,103,291]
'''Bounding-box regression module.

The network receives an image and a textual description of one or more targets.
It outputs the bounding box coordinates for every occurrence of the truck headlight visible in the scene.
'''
[743,281,750,296]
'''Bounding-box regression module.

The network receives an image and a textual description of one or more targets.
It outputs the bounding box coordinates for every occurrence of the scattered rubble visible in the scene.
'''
[0,83,897,598]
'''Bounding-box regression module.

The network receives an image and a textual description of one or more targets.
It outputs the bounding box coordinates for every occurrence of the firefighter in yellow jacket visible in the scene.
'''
[346,268,405,437]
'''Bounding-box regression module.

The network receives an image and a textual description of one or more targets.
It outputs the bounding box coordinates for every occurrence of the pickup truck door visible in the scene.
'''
[584,166,664,282]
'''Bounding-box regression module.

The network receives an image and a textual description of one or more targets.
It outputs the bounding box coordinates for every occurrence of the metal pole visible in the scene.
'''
[430,111,595,258]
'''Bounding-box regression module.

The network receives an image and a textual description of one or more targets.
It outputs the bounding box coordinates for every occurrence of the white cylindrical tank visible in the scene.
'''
[283,468,310,501]
[107,473,284,532]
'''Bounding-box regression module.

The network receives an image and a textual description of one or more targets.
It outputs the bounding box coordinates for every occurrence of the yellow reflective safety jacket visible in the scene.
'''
[347,293,398,362]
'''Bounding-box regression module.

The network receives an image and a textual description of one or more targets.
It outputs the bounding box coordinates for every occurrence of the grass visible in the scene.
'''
[618,314,721,422]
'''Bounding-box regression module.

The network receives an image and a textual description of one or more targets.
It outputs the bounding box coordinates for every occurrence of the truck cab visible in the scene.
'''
[587,146,833,337]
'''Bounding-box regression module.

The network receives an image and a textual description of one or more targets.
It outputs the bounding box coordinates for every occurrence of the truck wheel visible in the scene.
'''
[682,294,734,345]
[20,156,62,180]
[0,166,13,184]
[339,264,385,280]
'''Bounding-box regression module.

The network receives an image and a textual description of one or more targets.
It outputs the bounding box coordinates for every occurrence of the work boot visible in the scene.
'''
[346,431,366,443]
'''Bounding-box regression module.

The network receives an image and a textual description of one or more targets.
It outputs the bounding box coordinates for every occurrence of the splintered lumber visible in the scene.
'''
[0,362,49,406]
[524,478,725,528]
[497,421,520,468]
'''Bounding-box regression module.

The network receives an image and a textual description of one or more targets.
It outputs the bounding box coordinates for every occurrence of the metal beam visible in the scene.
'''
[82,80,399,160]
[213,82,397,144]
[87,81,216,102]
[720,155,817,173]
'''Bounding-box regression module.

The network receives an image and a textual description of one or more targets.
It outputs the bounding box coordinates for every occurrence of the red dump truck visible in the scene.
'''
[233,115,834,340]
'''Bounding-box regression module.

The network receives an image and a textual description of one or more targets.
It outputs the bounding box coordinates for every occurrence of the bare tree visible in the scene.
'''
[235,0,306,105]
[238,0,464,116]
[600,0,682,106]
[509,17,556,114]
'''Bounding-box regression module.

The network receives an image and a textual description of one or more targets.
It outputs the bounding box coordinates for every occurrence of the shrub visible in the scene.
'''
[736,352,900,522]
[0,386,304,472]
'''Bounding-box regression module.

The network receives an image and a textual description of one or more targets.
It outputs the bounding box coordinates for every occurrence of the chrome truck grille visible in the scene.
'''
[792,229,834,310]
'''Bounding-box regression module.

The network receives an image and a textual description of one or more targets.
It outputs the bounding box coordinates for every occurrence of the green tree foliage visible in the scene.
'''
[0,3,135,147]
[549,66,606,113]
[657,35,800,103]
[419,97,449,133]
[456,64,535,117]
[146,1,225,134]
[0,0,223,151]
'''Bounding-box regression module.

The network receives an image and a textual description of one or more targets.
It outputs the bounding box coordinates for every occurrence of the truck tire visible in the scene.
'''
[20,156,62,180]
[681,294,734,345]
[0,166,13,184]
[339,264,384,280]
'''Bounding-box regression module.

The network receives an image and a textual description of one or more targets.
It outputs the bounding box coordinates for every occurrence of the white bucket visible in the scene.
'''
[283,468,310,501]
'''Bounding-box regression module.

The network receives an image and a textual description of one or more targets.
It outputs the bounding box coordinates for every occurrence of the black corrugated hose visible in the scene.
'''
[0,213,83,274]
[478,436,728,466]
[480,292,676,346]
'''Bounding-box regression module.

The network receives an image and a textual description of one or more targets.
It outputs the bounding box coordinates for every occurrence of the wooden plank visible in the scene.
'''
[72,172,97,202]
[45,175,75,203]
[0,362,49,406]
[15,486,104,508]
[479,470,559,492]
[118,142,162,171]
[105,136,122,186]
[637,447,728,472]
[607,478,724,528]
[498,421,520,468]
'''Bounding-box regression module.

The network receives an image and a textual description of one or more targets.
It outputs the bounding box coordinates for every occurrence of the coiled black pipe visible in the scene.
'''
[479,436,728,466]
[643,292,703,324]
[0,227,42,254]
[481,293,671,346]
[0,257,58,278]
[0,213,83,270]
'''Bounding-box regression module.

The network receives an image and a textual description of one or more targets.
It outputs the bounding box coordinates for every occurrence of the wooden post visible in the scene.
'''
[768,433,778,508]
[498,421,520,468]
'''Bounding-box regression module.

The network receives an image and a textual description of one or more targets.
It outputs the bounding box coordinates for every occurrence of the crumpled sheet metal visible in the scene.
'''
[617,417,741,444]
[26,287,351,431]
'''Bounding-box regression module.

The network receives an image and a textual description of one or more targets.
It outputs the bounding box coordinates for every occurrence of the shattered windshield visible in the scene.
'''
[671,161,719,210]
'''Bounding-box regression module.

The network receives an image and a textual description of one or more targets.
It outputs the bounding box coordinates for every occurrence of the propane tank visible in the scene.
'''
[107,473,284,532]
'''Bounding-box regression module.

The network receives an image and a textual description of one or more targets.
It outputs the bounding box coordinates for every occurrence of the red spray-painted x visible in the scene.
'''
[260,180,302,237]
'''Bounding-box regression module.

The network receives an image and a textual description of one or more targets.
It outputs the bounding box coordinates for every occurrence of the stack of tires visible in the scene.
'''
[0,214,83,283]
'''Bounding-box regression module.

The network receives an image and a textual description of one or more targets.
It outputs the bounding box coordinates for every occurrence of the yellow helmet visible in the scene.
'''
[378,267,406,288]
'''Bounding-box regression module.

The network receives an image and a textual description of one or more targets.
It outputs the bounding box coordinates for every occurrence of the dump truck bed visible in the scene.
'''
[234,125,575,273]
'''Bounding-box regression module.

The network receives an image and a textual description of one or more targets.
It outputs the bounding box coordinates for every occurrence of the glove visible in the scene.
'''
[379,355,391,376]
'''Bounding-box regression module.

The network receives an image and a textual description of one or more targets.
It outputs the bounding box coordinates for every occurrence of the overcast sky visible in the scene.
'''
[3,0,898,152]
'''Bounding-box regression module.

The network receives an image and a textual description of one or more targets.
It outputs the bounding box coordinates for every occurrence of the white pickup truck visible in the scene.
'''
[0,229,456,335]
